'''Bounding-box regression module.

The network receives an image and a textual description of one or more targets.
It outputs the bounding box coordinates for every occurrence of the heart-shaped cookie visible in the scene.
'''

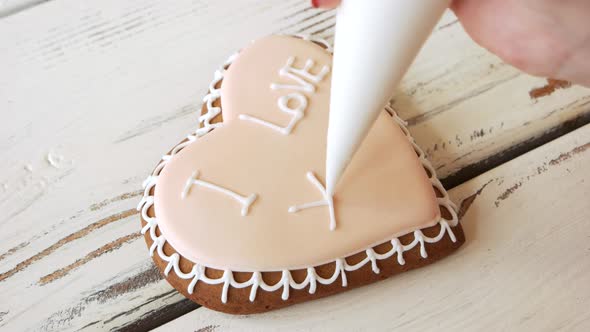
[139,35,464,314]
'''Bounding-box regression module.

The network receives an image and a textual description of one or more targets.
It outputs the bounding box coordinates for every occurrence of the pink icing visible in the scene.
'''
[154,35,440,271]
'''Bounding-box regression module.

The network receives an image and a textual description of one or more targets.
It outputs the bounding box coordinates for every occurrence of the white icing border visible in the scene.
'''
[138,35,459,304]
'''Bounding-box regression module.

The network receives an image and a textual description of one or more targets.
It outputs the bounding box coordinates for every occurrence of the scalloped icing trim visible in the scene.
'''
[137,35,459,304]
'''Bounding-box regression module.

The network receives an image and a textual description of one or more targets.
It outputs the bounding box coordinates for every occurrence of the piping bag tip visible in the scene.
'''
[324,0,450,194]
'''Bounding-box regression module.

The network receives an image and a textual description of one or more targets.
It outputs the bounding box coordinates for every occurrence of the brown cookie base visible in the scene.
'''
[142,214,464,315]
[140,42,465,314]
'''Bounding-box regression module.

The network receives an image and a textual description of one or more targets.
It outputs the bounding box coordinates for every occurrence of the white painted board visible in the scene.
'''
[1,0,589,330]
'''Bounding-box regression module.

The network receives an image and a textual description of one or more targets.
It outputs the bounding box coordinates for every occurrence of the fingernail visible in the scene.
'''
[311,0,320,8]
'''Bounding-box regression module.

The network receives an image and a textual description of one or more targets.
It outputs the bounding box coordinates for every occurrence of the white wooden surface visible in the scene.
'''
[0,0,589,331]
[158,123,590,332]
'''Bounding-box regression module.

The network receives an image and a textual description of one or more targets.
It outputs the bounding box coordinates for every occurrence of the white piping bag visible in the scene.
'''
[325,0,451,196]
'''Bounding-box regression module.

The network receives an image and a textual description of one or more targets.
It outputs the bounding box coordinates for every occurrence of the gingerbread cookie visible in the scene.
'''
[138,35,464,314]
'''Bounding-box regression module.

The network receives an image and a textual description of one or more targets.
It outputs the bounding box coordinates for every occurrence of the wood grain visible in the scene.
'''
[1,0,589,330]
[157,123,590,332]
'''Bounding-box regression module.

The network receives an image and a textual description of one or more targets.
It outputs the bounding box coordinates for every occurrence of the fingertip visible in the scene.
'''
[311,0,340,9]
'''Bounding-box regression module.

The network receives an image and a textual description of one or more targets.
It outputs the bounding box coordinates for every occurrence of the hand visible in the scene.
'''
[311,0,590,87]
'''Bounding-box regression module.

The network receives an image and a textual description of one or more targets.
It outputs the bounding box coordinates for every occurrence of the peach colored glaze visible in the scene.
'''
[154,36,440,271]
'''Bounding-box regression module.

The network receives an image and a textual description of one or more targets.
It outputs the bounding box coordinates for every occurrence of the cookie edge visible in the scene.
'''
[137,34,463,311]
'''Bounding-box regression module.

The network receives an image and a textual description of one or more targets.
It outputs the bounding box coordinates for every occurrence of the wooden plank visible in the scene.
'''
[156,124,590,332]
[0,0,589,330]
